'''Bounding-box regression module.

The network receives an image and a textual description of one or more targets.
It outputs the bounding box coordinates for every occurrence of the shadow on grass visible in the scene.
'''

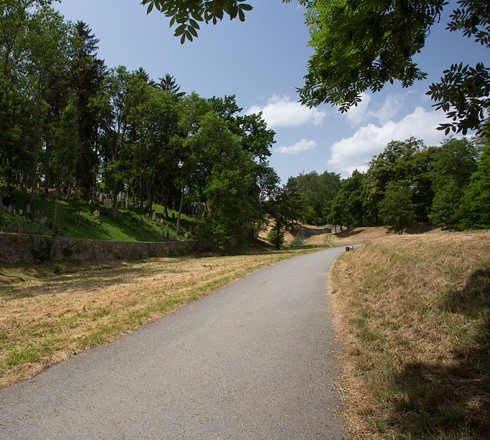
[405,223,437,235]
[335,228,365,238]
[389,267,490,439]
[0,259,187,300]
[1,245,304,300]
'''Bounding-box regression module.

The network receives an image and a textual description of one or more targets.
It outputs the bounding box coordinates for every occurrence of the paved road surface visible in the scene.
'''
[0,248,346,439]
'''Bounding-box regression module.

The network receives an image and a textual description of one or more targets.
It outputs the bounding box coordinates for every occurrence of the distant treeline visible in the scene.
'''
[290,136,489,233]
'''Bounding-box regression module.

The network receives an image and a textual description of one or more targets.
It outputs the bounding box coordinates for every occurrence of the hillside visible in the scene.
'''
[330,230,490,439]
[0,190,196,242]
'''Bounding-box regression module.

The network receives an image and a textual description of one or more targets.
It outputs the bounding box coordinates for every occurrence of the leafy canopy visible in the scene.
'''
[300,0,489,134]
[143,0,489,134]
[140,0,253,43]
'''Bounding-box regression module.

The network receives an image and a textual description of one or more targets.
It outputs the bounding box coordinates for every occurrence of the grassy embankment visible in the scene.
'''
[329,229,490,439]
[0,244,322,388]
[0,189,196,242]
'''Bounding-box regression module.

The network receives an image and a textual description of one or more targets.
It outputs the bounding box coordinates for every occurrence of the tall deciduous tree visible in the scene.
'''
[429,137,478,228]
[379,183,416,234]
[287,170,340,225]
[365,137,430,224]
[458,142,490,229]
[24,6,70,201]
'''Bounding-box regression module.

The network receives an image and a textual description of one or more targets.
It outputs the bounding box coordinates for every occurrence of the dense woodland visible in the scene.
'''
[1,1,489,251]
[286,134,489,234]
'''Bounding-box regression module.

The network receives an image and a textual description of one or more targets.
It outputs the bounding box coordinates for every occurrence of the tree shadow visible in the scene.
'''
[0,259,186,300]
[389,267,490,438]
[405,223,437,234]
[336,228,364,238]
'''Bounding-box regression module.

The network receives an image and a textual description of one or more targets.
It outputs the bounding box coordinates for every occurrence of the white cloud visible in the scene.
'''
[328,107,449,176]
[344,93,404,127]
[345,93,371,126]
[275,139,317,155]
[247,95,326,128]
[371,94,404,125]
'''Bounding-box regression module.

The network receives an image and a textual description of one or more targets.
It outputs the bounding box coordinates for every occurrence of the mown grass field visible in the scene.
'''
[329,230,490,439]
[0,245,320,387]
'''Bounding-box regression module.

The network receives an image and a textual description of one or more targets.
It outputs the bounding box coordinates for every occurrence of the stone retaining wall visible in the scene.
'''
[295,227,332,239]
[0,233,209,264]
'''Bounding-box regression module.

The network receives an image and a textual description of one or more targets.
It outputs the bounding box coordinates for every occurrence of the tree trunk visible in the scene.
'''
[111,189,118,219]
[176,186,185,235]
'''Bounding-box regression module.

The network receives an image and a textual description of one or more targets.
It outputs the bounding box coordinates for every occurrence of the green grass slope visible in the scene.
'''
[0,190,196,242]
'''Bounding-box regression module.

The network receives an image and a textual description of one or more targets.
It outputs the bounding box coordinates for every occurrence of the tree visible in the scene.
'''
[379,183,416,234]
[264,179,304,249]
[156,73,185,99]
[287,171,340,225]
[365,138,430,224]
[69,21,106,199]
[145,0,489,134]
[209,95,275,162]
[204,149,260,251]
[458,142,490,229]
[428,137,478,228]
[95,66,132,217]
[338,170,367,228]
[0,0,53,203]
[23,6,70,201]
[51,96,78,195]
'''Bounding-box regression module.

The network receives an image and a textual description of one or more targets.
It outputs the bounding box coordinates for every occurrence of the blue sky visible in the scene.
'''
[53,0,488,183]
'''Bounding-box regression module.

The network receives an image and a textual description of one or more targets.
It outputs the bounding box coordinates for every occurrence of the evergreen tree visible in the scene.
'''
[157,73,185,99]
[69,21,106,199]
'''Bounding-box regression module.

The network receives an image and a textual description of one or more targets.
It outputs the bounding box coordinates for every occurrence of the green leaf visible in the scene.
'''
[189,19,200,30]
[188,26,198,38]
[174,24,186,36]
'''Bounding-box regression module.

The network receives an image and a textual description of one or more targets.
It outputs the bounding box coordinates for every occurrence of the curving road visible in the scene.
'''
[0,248,346,439]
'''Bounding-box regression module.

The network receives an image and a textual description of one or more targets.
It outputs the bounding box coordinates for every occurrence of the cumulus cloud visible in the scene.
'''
[247,95,326,128]
[275,139,317,155]
[328,107,448,176]
[372,94,404,125]
[344,92,404,127]
[345,93,371,126]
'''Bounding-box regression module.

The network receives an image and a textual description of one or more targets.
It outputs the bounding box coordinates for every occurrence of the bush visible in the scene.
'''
[31,236,53,263]
[267,228,284,249]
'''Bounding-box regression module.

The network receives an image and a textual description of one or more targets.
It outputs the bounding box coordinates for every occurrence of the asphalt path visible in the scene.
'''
[0,247,346,439]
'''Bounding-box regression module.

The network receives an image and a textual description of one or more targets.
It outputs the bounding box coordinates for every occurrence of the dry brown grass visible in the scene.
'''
[0,248,316,387]
[329,230,490,439]
[309,225,440,248]
[307,226,391,247]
